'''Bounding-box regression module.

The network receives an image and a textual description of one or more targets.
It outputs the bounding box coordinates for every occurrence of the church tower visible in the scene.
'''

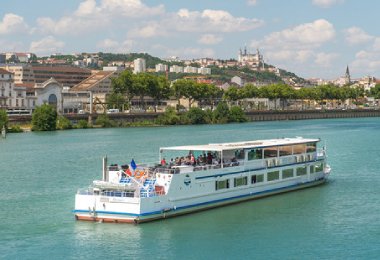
[345,65,351,85]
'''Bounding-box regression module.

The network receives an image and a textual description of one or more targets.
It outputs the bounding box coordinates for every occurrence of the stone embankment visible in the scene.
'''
[8,109,380,125]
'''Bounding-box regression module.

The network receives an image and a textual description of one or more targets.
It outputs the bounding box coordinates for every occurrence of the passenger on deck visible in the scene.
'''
[190,153,196,166]
[207,152,213,164]
[161,158,166,166]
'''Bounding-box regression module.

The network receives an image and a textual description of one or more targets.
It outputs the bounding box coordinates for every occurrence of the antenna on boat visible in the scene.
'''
[102,156,108,181]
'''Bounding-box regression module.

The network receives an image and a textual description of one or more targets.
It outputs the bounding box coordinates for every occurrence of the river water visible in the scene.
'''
[0,118,379,259]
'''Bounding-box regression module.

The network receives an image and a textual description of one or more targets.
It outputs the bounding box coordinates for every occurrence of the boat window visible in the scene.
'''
[306,143,317,153]
[248,148,263,160]
[315,163,324,172]
[251,174,264,184]
[215,179,229,190]
[296,166,307,176]
[235,149,245,160]
[310,165,315,174]
[279,145,293,156]
[234,176,248,187]
[267,171,280,181]
[282,168,294,179]
[264,147,278,158]
[293,144,306,154]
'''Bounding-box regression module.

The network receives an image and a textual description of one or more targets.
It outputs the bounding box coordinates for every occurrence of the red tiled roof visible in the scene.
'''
[0,68,12,74]
[15,83,35,89]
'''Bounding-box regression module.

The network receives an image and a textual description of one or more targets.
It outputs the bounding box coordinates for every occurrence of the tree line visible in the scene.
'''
[108,70,372,111]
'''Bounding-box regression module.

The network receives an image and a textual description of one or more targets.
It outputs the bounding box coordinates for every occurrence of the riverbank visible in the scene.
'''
[8,108,380,127]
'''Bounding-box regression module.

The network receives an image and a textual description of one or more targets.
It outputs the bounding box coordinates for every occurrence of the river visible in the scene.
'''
[0,118,379,259]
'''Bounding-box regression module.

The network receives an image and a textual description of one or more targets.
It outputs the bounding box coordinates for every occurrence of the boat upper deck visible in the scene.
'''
[160,137,320,152]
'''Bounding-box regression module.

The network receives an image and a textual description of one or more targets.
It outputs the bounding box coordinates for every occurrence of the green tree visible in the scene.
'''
[111,70,136,108]
[172,79,198,109]
[106,92,127,111]
[229,106,247,122]
[56,116,72,130]
[95,114,115,127]
[77,119,89,129]
[32,104,57,131]
[186,107,208,124]
[213,102,230,123]
[156,106,180,125]
[149,76,171,112]
[0,109,8,130]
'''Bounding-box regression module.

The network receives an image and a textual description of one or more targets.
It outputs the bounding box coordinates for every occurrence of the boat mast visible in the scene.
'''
[102,156,108,181]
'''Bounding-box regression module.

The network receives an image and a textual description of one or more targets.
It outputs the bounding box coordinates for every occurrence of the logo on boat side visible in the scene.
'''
[184,174,191,186]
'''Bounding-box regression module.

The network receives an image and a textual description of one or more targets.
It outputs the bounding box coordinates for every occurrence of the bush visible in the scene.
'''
[76,119,89,129]
[95,114,115,128]
[186,107,208,124]
[7,125,23,133]
[213,102,230,123]
[156,107,180,125]
[0,109,8,130]
[31,104,57,131]
[56,116,73,130]
[229,106,248,122]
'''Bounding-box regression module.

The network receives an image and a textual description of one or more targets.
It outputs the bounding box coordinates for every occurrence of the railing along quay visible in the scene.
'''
[7,109,380,124]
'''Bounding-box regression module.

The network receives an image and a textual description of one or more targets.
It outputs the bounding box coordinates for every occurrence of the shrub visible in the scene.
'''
[213,102,230,123]
[186,107,208,124]
[31,104,57,131]
[7,125,23,133]
[156,107,180,125]
[76,119,89,129]
[95,114,115,128]
[0,109,8,130]
[229,106,248,122]
[56,116,73,130]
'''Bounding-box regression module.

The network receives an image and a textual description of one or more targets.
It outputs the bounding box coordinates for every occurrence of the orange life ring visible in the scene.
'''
[135,170,144,179]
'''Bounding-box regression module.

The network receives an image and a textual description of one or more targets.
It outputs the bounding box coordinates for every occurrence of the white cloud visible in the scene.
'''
[96,38,134,53]
[247,0,258,6]
[128,22,167,38]
[172,9,263,33]
[312,0,344,8]
[29,36,65,55]
[250,19,337,76]
[344,27,373,45]
[0,13,28,34]
[198,34,223,45]
[262,19,335,49]
[315,52,339,66]
[36,0,165,35]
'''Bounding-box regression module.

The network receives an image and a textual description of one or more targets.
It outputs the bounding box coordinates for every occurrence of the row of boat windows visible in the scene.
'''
[245,142,317,160]
[215,163,324,190]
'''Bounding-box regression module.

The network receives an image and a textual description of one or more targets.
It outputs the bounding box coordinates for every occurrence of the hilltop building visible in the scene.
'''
[133,58,146,74]
[155,63,168,73]
[238,47,264,70]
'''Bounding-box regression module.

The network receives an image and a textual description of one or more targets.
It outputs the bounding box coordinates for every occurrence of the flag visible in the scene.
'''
[130,159,137,171]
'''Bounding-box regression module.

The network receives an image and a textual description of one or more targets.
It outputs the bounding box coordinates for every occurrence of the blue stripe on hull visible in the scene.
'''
[73,177,327,221]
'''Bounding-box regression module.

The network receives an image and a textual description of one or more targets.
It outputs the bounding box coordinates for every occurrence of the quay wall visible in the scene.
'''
[8,109,380,125]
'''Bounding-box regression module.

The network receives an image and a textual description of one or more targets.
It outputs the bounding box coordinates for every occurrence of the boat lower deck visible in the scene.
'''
[74,177,327,224]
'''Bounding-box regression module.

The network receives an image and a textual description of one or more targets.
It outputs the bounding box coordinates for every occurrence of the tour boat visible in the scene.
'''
[73,137,331,223]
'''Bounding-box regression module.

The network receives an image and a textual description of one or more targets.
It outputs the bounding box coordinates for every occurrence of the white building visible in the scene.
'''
[184,66,198,73]
[155,63,168,72]
[170,65,184,73]
[0,68,13,109]
[133,58,146,74]
[198,67,211,75]
[231,76,245,87]
[238,47,263,70]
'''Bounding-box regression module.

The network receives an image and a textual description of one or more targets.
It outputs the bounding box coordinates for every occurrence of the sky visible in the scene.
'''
[1,0,380,79]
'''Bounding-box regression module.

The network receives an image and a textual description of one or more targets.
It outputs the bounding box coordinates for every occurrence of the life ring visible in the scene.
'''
[135,170,144,179]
